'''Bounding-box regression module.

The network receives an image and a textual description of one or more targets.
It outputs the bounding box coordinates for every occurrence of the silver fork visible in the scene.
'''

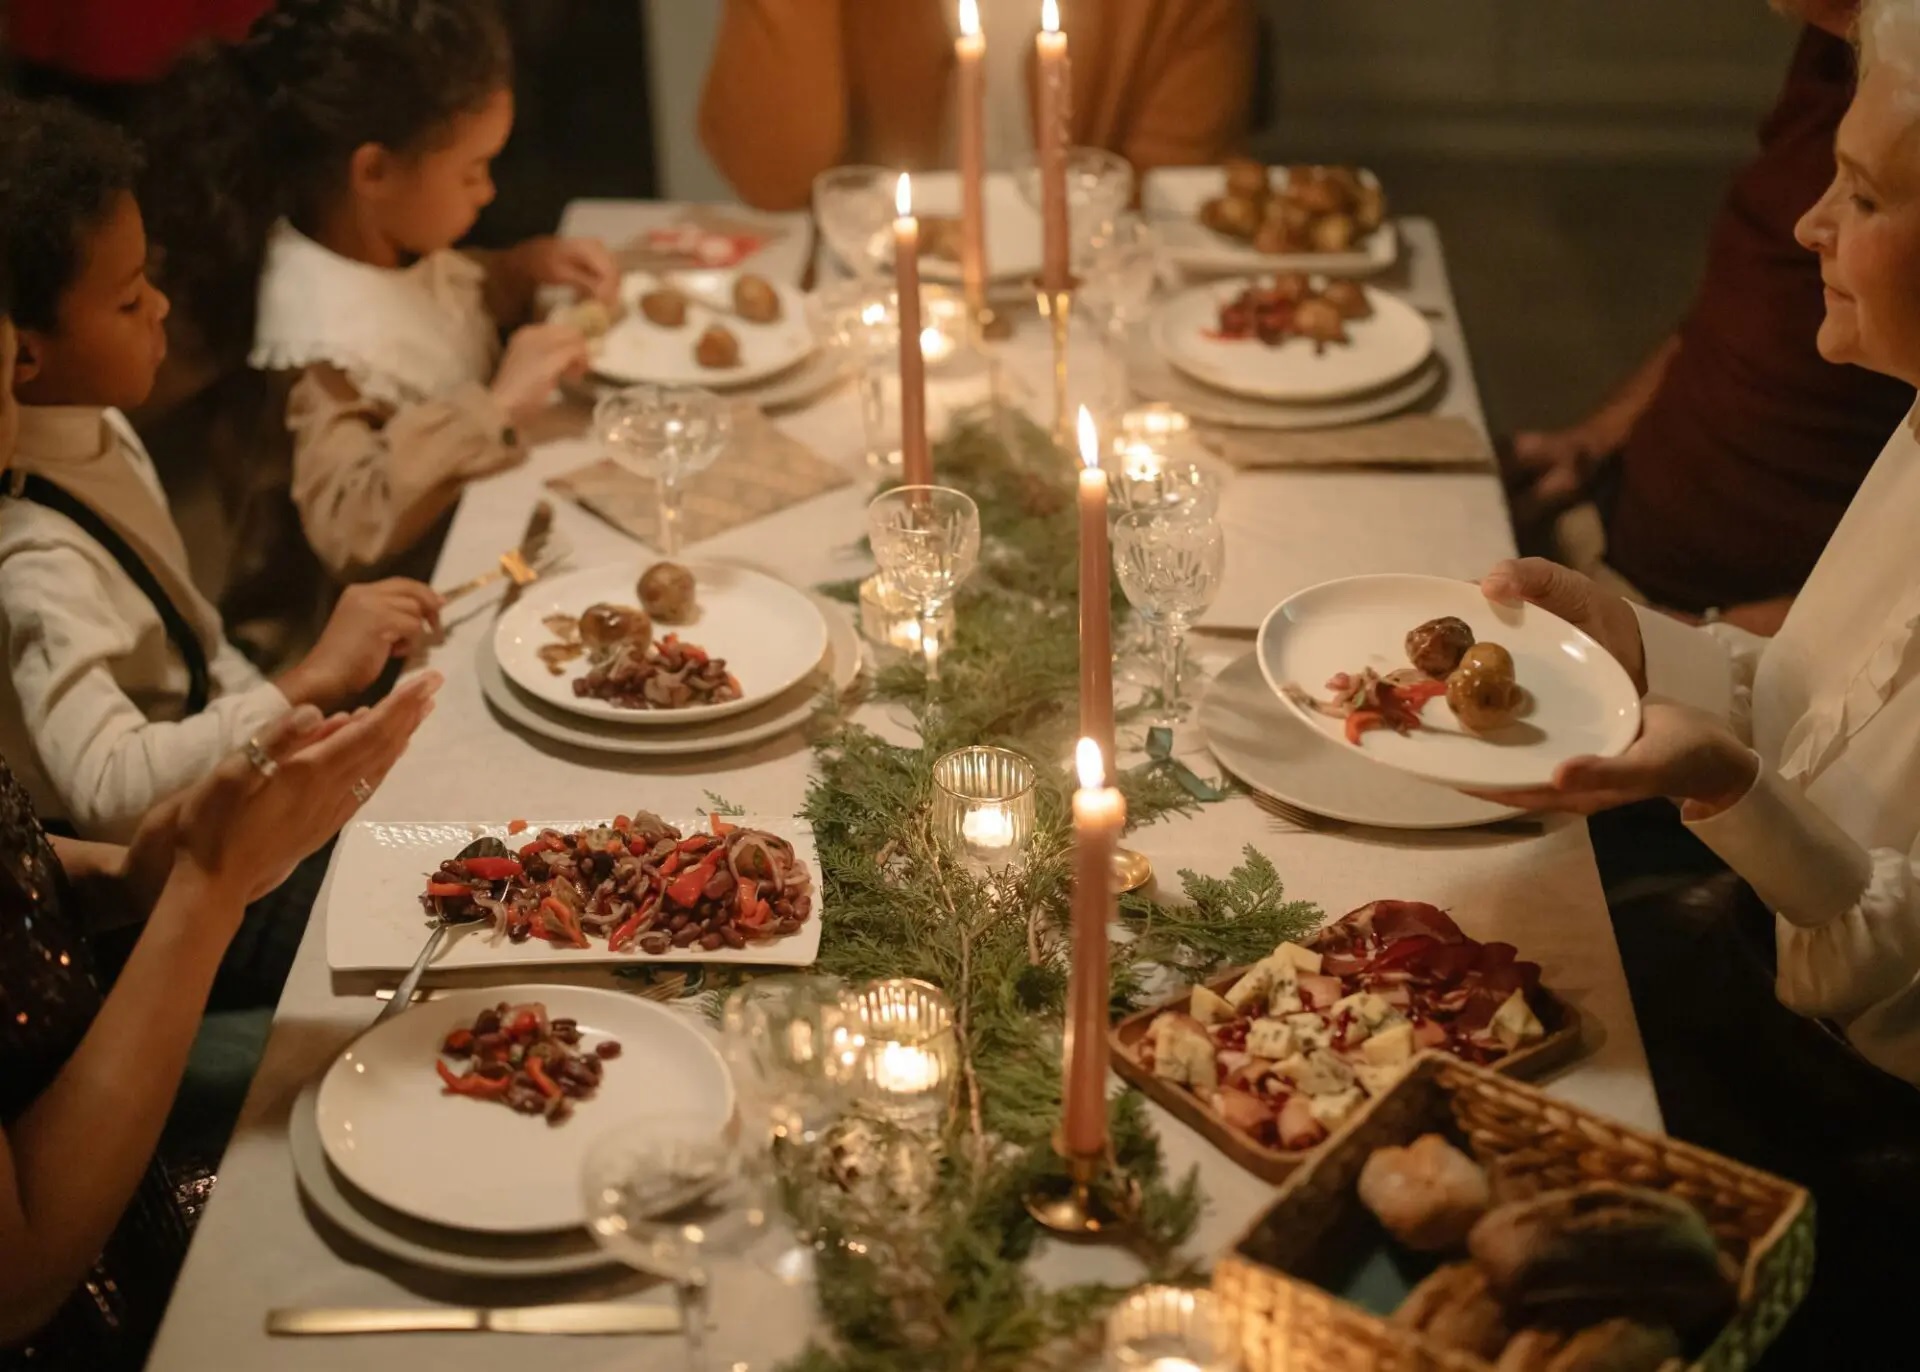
[1249,789,1346,832]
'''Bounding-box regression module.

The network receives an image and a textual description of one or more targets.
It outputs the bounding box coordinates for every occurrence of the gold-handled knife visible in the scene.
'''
[436,500,556,604]
[266,1303,681,1336]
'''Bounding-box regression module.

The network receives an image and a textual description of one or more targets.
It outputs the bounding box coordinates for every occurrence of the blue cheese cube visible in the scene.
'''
[1150,1013,1219,1093]
[1268,941,1323,976]
[1284,1011,1333,1052]
[1333,991,1401,1030]
[1188,984,1234,1026]
[1307,1086,1365,1128]
[1222,962,1275,1013]
[1275,1048,1354,1097]
[1246,1018,1295,1061]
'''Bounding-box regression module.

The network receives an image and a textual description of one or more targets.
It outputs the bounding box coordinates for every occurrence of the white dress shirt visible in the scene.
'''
[0,407,288,841]
[1637,403,1920,1085]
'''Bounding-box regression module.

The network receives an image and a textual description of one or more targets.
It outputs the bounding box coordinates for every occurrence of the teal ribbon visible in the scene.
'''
[1141,727,1234,802]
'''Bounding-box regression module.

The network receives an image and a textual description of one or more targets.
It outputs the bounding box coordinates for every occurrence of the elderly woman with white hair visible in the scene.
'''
[1479,0,1920,1352]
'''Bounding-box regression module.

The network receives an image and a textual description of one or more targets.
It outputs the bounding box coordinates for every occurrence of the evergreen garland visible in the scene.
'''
[791,413,1320,1369]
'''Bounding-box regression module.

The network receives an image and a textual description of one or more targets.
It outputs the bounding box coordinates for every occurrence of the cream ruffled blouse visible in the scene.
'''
[1643,403,1920,1084]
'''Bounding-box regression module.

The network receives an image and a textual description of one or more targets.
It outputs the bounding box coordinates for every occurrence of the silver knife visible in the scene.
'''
[266,1303,681,1336]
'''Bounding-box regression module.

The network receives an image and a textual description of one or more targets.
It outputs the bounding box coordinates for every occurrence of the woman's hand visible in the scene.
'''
[278,579,443,712]
[1464,701,1758,817]
[507,235,621,306]
[490,322,591,427]
[1502,423,1613,525]
[1481,557,1648,693]
[170,673,442,909]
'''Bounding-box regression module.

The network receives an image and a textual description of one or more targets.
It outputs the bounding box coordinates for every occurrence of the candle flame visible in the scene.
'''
[959,0,981,38]
[1041,0,1060,34]
[1075,405,1100,471]
[895,172,913,219]
[1075,737,1105,791]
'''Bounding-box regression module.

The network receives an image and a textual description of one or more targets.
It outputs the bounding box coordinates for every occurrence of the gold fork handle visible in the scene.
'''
[436,564,506,604]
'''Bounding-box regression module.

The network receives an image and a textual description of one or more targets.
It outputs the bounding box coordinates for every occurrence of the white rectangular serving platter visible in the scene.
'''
[324,816,823,974]
[1143,166,1399,278]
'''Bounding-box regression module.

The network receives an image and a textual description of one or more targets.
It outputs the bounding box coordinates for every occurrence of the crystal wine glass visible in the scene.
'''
[1112,508,1227,725]
[812,165,897,281]
[809,281,903,476]
[866,486,981,683]
[594,384,732,558]
[1015,147,1136,275]
[1079,213,1162,403]
[581,1116,787,1372]
[721,975,867,1150]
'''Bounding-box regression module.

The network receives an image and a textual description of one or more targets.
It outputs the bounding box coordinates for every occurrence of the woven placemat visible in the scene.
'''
[1198,414,1493,471]
[546,402,851,547]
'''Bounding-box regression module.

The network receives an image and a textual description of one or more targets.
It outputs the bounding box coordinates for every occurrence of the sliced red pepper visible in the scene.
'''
[538,896,590,949]
[666,851,722,909]
[442,1028,475,1054]
[608,893,661,952]
[613,814,632,831]
[1346,710,1388,745]
[518,839,546,861]
[507,818,529,835]
[437,1060,511,1097]
[741,898,772,929]
[680,644,709,667]
[676,835,711,854]
[736,883,757,921]
[659,852,683,877]
[1391,680,1448,711]
[525,1057,563,1100]
[710,814,737,838]
[460,856,525,882]
[508,1010,540,1040]
[426,881,471,899]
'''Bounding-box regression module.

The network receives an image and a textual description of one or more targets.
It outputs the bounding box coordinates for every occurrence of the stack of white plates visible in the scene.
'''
[1143,279,1438,431]
[292,985,733,1277]
[479,562,860,758]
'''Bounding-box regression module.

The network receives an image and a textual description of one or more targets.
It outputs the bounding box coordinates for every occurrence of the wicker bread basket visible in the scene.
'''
[1213,1054,1813,1372]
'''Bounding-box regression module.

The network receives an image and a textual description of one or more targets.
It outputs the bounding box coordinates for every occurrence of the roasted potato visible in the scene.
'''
[695,324,741,369]
[733,273,782,324]
[1223,155,1272,201]
[641,288,689,328]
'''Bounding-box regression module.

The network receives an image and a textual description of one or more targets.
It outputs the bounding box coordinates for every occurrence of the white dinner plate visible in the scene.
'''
[903,170,1043,285]
[1199,653,1522,830]
[324,815,824,974]
[592,268,817,389]
[479,595,861,758]
[315,985,733,1234]
[1142,165,1399,278]
[1127,334,1447,432]
[1152,281,1434,404]
[494,562,830,726]
[290,1083,619,1278]
[1257,574,1641,791]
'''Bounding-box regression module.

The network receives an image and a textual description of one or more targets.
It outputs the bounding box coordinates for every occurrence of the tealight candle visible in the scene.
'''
[1104,1286,1230,1372]
[932,745,1038,872]
[851,978,958,1127]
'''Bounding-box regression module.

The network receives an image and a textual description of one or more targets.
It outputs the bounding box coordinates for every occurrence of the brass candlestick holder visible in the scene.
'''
[1037,286,1075,452]
[1025,1132,1141,1240]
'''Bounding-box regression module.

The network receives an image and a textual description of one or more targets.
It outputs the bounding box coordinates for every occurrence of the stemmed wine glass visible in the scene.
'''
[721,975,867,1150]
[812,165,897,281]
[866,486,981,683]
[1015,147,1136,276]
[1112,508,1227,726]
[581,1115,787,1372]
[594,384,732,558]
[1079,212,1162,403]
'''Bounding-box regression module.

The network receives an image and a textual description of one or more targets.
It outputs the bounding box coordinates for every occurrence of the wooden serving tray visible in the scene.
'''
[1109,966,1584,1184]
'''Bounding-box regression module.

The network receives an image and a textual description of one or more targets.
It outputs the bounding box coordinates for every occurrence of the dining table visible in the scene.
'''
[142,203,1661,1371]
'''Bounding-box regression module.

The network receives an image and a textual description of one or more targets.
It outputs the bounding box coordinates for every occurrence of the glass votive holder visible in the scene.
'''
[859,571,956,657]
[931,746,1038,872]
[1117,403,1192,453]
[848,978,958,1128]
[1105,1286,1235,1372]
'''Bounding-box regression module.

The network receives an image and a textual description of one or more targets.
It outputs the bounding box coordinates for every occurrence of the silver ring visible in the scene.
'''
[351,778,375,805]
[242,737,279,779]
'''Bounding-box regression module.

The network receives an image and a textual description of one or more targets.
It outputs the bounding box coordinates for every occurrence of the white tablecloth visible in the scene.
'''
[144,214,1658,1371]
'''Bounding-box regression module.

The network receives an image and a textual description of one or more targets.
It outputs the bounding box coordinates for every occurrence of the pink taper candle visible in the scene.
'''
[893,173,932,486]
[1064,737,1121,1158]
[1036,0,1071,294]
[1076,406,1114,755]
[956,0,988,316]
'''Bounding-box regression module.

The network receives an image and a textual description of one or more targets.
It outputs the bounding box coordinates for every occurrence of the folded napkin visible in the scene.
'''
[612,206,791,273]
[1198,415,1494,471]
[547,402,850,548]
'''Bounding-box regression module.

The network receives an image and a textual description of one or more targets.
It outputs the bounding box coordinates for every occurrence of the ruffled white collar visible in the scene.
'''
[249,220,500,407]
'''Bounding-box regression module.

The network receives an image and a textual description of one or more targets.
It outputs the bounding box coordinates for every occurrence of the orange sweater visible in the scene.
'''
[699,0,1256,211]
